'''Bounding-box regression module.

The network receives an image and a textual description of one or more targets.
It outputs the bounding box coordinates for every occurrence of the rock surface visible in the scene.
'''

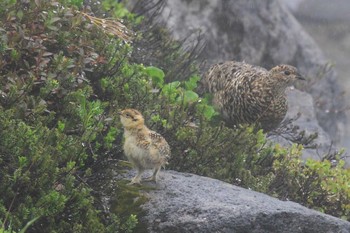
[294,0,350,21]
[280,0,350,162]
[130,0,347,146]
[122,169,350,233]
[269,88,335,161]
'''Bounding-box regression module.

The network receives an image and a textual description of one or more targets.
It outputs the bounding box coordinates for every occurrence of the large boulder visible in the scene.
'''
[130,0,347,145]
[122,169,350,233]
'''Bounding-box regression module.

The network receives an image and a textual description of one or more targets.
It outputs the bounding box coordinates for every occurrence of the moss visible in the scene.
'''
[111,180,149,217]
[110,175,155,233]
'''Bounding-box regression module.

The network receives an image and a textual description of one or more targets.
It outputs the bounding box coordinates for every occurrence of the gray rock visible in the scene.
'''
[130,0,346,144]
[278,0,304,12]
[281,0,350,160]
[296,0,350,21]
[269,88,335,162]
[122,169,350,233]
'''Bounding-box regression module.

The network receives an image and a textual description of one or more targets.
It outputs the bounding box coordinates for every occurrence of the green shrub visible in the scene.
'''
[0,0,138,232]
[0,1,349,232]
[270,145,350,220]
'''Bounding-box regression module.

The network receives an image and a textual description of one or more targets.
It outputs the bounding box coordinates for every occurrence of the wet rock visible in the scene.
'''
[121,169,350,233]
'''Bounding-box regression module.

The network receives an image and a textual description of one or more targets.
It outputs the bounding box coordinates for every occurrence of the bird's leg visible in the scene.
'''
[144,166,160,183]
[128,168,144,185]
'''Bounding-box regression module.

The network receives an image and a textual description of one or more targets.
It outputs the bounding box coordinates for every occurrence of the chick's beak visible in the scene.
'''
[296,73,305,80]
[118,111,122,115]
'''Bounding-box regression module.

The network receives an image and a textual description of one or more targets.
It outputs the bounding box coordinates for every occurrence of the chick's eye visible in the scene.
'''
[125,113,131,118]
[284,70,291,76]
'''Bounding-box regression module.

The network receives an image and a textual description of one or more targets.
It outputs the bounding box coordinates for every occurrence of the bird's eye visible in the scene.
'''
[284,70,291,76]
[125,113,131,118]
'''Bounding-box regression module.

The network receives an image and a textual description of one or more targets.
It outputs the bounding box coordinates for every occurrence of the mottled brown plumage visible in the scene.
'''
[119,109,170,184]
[201,61,304,131]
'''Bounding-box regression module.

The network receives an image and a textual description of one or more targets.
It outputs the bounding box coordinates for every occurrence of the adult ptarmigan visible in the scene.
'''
[201,61,304,131]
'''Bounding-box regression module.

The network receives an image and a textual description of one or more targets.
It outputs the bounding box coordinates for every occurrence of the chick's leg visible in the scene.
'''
[129,167,144,185]
[144,166,161,183]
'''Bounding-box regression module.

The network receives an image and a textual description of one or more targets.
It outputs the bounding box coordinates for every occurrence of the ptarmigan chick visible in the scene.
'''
[201,61,304,131]
[119,109,170,185]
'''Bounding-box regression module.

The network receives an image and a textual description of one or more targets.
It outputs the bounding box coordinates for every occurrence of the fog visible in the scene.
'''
[281,0,350,155]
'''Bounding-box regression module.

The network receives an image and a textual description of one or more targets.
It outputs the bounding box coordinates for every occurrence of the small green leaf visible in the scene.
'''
[162,81,181,102]
[69,0,83,7]
[104,127,118,149]
[10,49,20,60]
[180,90,199,103]
[145,66,164,78]
[66,161,76,170]
[100,78,108,90]
[203,106,216,119]
[166,81,180,88]
[57,121,65,132]
[145,66,165,87]
[19,216,41,233]
[197,103,217,120]
[184,75,200,90]
[18,156,28,167]
[162,81,180,94]
[17,9,24,20]
[123,83,129,92]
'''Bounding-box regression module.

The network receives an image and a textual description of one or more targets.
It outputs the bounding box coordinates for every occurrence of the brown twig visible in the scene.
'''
[79,11,133,42]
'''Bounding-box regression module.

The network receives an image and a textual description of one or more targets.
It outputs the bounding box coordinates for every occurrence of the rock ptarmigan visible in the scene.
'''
[119,108,171,184]
[201,61,304,131]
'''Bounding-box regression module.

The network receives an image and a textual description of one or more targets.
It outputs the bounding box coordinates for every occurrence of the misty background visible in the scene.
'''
[281,0,350,153]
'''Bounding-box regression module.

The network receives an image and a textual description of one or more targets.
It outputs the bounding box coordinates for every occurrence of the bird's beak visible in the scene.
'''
[296,73,305,80]
[118,111,122,115]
